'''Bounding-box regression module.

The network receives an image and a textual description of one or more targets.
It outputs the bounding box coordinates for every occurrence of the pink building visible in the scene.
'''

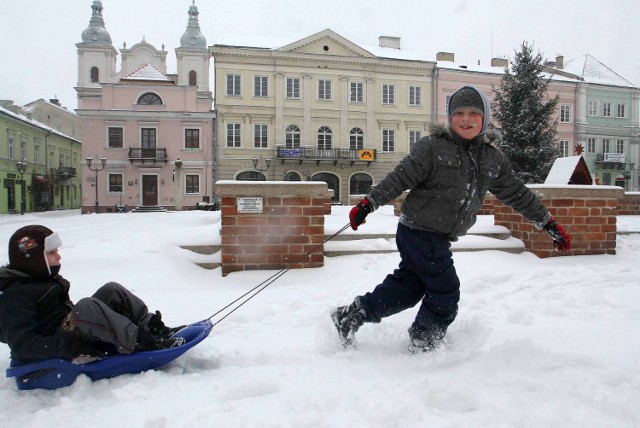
[75,1,214,213]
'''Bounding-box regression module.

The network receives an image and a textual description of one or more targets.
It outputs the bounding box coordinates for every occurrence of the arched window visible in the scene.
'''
[90,67,99,83]
[283,171,301,181]
[236,171,266,181]
[317,126,332,150]
[137,92,163,105]
[349,127,364,150]
[189,70,197,86]
[285,125,300,149]
[350,173,373,195]
[312,172,340,202]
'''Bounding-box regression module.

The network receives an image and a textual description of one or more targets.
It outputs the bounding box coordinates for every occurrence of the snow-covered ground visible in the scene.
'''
[1,207,639,427]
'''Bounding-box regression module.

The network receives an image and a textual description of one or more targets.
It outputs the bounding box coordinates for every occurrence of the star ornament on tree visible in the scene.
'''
[574,143,584,156]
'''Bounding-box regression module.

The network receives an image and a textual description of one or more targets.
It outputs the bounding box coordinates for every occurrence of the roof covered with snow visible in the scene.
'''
[122,64,171,81]
[563,54,636,88]
[545,155,592,185]
[0,105,80,142]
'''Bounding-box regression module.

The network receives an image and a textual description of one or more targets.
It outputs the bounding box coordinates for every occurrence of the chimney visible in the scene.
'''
[379,36,401,50]
[555,55,564,69]
[491,57,508,68]
[436,52,455,62]
[49,98,61,106]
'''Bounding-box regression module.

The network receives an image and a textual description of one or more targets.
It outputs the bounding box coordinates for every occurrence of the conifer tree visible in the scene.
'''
[492,42,560,183]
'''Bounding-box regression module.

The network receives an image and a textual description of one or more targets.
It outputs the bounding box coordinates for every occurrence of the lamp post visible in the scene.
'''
[253,157,271,179]
[86,156,107,214]
[16,160,27,215]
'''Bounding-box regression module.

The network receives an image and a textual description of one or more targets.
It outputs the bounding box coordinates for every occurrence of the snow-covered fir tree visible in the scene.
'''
[492,42,560,183]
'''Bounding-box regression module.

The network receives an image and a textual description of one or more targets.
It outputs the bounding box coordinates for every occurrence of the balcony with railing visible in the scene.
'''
[596,152,626,170]
[128,147,168,164]
[58,167,76,180]
[275,146,376,165]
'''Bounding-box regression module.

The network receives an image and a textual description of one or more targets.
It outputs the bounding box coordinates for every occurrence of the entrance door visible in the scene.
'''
[142,175,158,206]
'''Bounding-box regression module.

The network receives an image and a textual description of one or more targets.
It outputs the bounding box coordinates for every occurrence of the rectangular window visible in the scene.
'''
[226,123,241,148]
[254,124,268,148]
[141,128,156,148]
[184,128,200,149]
[617,103,626,118]
[602,138,610,153]
[34,145,40,163]
[108,127,123,148]
[560,105,571,123]
[560,140,569,157]
[185,174,200,194]
[445,95,452,115]
[409,86,422,106]
[8,137,14,159]
[254,76,268,97]
[382,129,395,152]
[602,102,611,117]
[616,139,625,154]
[108,173,123,193]
[21,141,27,161]
[587,138,596,153]
[382,84,395,105]
[409,130,422,147]
[318,79,332,100]
[226,74,241,96]
[350,82,364,103]
[588,100,599,116]
[286,77,300,99]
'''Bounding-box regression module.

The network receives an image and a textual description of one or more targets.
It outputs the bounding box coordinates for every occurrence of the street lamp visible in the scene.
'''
[86,156,107,214]
[253,157,271,177]
[16,160,27,215]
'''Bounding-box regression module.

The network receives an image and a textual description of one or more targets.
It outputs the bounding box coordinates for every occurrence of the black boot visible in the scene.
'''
[135,325,185,351]
[148,310,186,339]
[330,297,366,348]
[407,322,445,353]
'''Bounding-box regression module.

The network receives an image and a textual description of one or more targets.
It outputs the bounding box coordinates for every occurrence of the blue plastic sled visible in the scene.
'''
[6,319,213,391]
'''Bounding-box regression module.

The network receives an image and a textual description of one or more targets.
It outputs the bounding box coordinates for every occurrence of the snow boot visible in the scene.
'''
[148,310,186,339]
[407,322,444,354]
[135,325,185,351]
[330,297,366,348]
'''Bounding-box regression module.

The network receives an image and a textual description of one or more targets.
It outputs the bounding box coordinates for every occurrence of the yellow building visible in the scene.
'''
[210,30,435,204]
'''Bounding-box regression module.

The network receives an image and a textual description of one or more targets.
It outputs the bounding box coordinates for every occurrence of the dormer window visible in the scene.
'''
[137,92,163,105]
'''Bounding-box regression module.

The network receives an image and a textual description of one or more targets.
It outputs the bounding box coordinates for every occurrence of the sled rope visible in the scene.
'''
[208,222,351,327]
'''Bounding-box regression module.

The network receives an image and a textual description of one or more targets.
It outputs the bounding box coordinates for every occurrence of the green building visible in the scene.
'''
[1,102,82,214]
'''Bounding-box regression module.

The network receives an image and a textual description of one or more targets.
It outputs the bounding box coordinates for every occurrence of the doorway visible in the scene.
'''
[142,175,158,206]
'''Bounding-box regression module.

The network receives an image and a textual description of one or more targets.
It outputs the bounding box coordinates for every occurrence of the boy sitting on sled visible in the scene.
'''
[0,225,184,363]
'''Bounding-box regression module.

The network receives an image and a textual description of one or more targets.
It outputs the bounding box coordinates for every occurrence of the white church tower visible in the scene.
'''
[175,1,211,98]
[75,0,117,103]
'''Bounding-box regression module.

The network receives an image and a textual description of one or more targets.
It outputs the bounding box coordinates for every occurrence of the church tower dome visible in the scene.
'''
[80,0,112,45]
[180,1,207,49]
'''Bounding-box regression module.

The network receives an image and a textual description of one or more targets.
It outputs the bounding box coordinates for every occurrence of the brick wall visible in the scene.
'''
[618,192,640,215]
[493,186,624,258]
[216,181,329,276]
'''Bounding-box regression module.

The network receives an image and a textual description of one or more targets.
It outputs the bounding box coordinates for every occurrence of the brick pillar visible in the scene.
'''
[216,181,329,276]
[494,186,624,258]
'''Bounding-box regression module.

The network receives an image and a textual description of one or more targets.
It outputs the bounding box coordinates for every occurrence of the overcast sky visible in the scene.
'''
[1,0,638,111]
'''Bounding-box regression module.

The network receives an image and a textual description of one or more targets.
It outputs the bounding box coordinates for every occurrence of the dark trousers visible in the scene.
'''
[359,223,460,339]
[57,282,153,354]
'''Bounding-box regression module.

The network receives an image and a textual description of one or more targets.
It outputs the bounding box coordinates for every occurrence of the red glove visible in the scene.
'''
[543,218,571,252]
[349,197,373,231]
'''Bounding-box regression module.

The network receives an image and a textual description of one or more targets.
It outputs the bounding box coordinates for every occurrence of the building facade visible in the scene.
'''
[210,30,435,204]
[1,102,82,214]
[75,0,214,213]
[565,55,639,190]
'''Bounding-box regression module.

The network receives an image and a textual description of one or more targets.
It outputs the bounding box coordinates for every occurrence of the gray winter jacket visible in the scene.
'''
[367,123,551,241]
